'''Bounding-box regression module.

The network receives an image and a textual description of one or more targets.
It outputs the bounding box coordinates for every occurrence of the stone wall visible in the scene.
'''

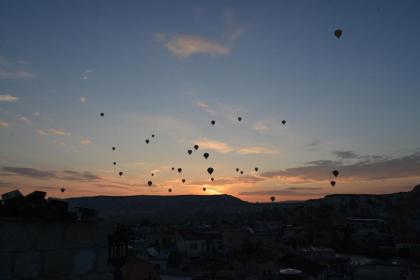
[0,220,116,280]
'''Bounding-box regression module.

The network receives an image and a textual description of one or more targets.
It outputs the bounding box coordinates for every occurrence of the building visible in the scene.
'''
[175,230,223,258]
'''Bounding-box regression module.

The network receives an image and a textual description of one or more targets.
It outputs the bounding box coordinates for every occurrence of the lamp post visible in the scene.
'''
[108,225,129,280]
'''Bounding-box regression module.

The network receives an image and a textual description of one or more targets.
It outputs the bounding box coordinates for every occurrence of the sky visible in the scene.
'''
[1,0,420,202]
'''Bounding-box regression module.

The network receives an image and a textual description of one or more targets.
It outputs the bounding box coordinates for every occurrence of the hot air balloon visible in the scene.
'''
[270,196,275,202]
[112,146,116,151]
[236,168,239,172]
[182,179,186,183]
[203,187,206,192]
[211,120,215,126]
[240,171,244,175]
[282,120,286,125]
[254,167,259,172]
[168,188,172,192]
[100,113,104,117]
[151,173,154,177]
[188,150,192,155]
[178,168,182,173]
[207,167,214,175]
[119,172,123,176]
[211,178,214,182]
[171,167,175,171]
[148,181,152,186]
[238,117,242,122]
[152,134,155,138]
[334,29,343,38]
[145,139,150,144]
[203,152,209,159]
[194,144,199,150]
[332,170,339,177]
[60,188,65,193]
[330,180,336,187]
[113,162,116,166]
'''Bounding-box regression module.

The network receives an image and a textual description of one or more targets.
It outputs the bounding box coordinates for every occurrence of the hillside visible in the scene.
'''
[67,185,420,222]
[67,194,252,221]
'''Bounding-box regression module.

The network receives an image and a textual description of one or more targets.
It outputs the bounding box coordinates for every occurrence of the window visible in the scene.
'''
[189,242,198,250]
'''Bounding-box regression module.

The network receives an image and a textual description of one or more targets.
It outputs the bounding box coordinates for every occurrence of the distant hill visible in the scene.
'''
[67,185,420,222]
[67,194,252,221]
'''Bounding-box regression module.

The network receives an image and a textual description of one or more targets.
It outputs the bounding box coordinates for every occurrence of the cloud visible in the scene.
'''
[161,35,229,58]
[127,162,146,167]
[80,96,86,103]
[307,139,320,148]
[18,116,31,124]
[0,94,18,102]
[253,120,270,134]
[52,139,66,146]
[0,120,9,128]
[2,166,100,182]
[195,138,233,153]
[195,138,279,155]
[237,146,279,155]
[195,101,215,114]
[81,69,92,80]
[47,129,71,136]
[2,167,57,179]
[189,175,265,187]
[37,129,48,136]
[239,187,324,197]
[34,112,40,117]
[261,151,420,182]
[156,28,244,58]
[61,170,100,182]
[80,139,91,145]
[0,69,36,79]
[332,150,359,159]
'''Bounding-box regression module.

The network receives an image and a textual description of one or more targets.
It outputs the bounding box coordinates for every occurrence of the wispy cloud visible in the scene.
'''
[253,120,270,134]
[195,101,215,114]
[18,115,31,124]
[307,139,321,148]
[189,175,265,187]
[80,96,86,103]
[81,69,92,80]
[38,128,71,137]
[237,146,279,155]
[261,151,420,182]
[60,170,99,181]
[0,94,18,102]
[52,139,66,146]
[156,28,244,58]
[80,139,91,145]
[195,138,233,153]
[332,150,359,159]
[159,34,229,58]
[127,162,146,167]
[195,138,279,155]
[0,54,36,80]
[0,69,36,79]
[2,166,100,182]
[0,120,9,128]
[239,186,324,196]
[46,129,71,136]
[37,129,48,136]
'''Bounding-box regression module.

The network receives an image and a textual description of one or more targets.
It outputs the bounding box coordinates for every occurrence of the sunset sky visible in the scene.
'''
[1,1,419,202]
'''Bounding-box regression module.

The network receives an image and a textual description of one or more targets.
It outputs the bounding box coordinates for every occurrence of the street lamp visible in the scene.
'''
[108,225,129,280]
